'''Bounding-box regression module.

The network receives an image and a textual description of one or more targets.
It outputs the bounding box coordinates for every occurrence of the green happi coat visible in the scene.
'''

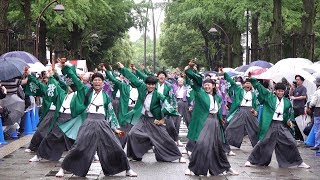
[25,74,67,131]
[58,65,119,140]
[250,78,294,140]
[118,67,179,125]
[224,72,258,122]
[105,70,131,126]
[185,68,223,141]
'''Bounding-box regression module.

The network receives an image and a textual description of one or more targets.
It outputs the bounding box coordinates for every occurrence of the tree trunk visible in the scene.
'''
[20,0,33,55]
[39,20,48,64]
[69,25,82,59]
[0,0,9,55]
[197,23,211,70]
[270,0,283,64]
[251,12,260,61]
[296,0,315,61]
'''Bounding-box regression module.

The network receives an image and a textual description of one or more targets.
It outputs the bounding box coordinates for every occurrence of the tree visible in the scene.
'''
[269,0,283,63]
[159,23,206,69]
[0,0,9,55]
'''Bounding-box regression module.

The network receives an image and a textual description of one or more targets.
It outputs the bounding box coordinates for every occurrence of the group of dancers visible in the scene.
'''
[23,58,310,178]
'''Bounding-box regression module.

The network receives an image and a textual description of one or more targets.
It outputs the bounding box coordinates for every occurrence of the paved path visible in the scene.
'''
[0,122,319,179]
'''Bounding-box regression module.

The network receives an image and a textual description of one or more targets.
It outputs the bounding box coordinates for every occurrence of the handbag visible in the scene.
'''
[303,122,313,136]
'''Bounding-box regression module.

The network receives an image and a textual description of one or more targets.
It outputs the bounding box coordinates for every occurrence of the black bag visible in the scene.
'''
[0,106,13,126]
[303,122,313,136]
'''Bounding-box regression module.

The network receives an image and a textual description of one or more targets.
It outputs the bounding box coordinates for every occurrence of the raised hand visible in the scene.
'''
[24,66,30,75]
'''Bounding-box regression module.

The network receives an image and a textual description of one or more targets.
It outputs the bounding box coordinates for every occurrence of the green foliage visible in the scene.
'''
[159,23,206,68]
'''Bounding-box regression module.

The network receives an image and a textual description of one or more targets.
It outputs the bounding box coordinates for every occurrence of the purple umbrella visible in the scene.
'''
[0,51,39,64]
[249,60,272,68]
[235,65,250,72]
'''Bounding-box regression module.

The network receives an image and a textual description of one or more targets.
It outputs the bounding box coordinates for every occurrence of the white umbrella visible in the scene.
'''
[28,62,46,73]
[273,58,312,70]
[257,69,316,98]
[222,67,234,72]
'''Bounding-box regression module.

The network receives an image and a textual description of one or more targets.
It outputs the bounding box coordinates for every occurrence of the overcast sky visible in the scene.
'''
[129,0,166,42]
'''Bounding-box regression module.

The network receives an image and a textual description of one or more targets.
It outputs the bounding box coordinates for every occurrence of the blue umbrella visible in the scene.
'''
[0,51,39,64]
[235,65,250,72]
[249,60,272,68]
[0,57,29,80]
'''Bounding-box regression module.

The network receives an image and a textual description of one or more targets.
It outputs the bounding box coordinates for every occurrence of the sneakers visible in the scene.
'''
[176,140,184,147]
[297,162,310,169]
[244,161,255,167]
[181,149,187,154]
[55,168,64,177]
[225,168,239,175]
[93,153,99,162]
[187,151,192,156]
[29,155,41,162]
[310,147,319,150]
[126,169,138,177]
[185,169,194,176]
[24,148,32,153]
[227,151,236,156]
[179,157,186,163]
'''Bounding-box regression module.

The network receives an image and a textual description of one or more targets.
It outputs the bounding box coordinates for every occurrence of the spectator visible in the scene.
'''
[309,77,320,151]
[290,75,307,141]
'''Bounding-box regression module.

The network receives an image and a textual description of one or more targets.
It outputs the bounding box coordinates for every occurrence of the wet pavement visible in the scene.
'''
[0,123,319,180]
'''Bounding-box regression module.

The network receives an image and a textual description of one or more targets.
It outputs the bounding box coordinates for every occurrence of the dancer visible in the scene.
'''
[245,77,310,169]
[117,63,185,163]
[223,69,259,148]
[103,65,133,148]
[184,61,238,176]
[25,68,68,153]
[56,60,137,177]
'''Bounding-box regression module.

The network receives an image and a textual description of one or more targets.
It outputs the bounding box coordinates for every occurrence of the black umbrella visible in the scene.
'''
[0,57,29,80]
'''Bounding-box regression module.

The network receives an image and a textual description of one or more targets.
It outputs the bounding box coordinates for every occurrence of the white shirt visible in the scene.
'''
[116,89,120,98]
[87,90,105,115]
[176,86,184,99]
[208,94,218,114]
[272,98,284,121]
[157,83,165,95]
[310,87,320,108]
[240,90,253,107]
[49,102,56,110]
[141,91,153,117]
[59,92,75,114]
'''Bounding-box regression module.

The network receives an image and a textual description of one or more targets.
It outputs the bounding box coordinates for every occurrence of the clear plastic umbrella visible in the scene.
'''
[0,57,29,80]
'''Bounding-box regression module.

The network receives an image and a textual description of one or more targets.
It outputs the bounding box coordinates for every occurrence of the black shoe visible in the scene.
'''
[310,147,319,150]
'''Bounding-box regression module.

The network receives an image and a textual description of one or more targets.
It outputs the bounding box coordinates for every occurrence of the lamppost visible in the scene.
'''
[35,0,65,60]
[209,23,231,67]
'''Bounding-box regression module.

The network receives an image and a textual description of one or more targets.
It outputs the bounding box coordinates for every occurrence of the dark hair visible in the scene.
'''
[205,74,211,78]
[295,75,305,81]
[203,79,216,85]
[40,71,47,78]
[157,70,167,77]
[145,76,158,84]
[91,73,104,81]
[244,79,251,83]
[274,82,286,90]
